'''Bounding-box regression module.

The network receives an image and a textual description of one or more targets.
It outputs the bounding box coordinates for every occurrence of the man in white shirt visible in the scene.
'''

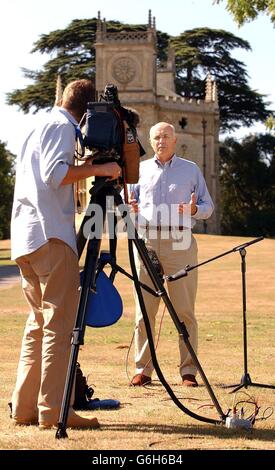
[129,122,214,387]
[10,79,121,429]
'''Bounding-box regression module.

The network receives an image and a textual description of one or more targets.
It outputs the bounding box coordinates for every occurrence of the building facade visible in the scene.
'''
[71,11,220,233]
[94,11,220,233]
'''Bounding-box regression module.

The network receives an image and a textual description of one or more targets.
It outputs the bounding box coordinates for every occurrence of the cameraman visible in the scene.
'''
[10,79,121,429]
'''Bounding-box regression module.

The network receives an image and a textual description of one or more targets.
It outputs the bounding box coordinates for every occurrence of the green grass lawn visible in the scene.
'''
[0,235,275,451]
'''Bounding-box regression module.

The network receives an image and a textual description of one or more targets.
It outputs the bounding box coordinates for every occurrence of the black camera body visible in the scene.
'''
[82,84,144,183]
[83,101,122,154]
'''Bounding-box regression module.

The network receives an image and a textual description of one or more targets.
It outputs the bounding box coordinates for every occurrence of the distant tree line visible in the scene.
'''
[220,134,275,236]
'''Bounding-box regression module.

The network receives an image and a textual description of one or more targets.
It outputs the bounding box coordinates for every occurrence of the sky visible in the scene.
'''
[0,0,274,156]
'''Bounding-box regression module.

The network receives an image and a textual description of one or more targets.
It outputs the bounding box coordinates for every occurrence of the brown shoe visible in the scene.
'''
[39,413,100,430]
[182,374,198,387]
[130,373,151,386]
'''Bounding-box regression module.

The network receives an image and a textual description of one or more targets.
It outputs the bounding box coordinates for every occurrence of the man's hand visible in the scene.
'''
[128,191,139,213]
[61,161,121,186]
[178,192,197,216]
[86,161,121,180]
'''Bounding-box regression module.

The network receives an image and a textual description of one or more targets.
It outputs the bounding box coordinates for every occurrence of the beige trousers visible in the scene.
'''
[12,239,79,425]
[134,233,198,378]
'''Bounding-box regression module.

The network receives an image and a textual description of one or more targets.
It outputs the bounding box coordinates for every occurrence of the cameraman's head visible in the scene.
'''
[61,79,95,123]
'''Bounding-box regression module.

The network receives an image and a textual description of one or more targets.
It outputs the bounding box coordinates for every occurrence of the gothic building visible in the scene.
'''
[65,11,220,233]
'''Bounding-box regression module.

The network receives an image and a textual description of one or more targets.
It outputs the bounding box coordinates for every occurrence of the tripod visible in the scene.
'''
[55,178,226,439]
[167,236,275,394]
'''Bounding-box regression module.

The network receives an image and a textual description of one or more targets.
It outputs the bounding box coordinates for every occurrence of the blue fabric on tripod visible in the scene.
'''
[85,399,120,410]
[80,271,123,327]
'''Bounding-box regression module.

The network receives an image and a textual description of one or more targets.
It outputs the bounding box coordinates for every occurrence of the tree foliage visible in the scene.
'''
[7,19,169,113]
[6,20,271,132]
[220,133,275,236]
[171,27,271,131]
[214,0,275,26]
[265,114,275,133]
[0,141,15,239]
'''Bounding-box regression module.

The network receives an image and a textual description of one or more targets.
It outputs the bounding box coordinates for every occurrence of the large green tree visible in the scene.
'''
[170,27,271,131]
[6,20,271,132]
[0,141,15,239]
[220,133,275,236]
[214,0,275,25]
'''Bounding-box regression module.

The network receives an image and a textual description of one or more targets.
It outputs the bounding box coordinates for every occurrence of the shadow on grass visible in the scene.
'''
[102,422,275,442]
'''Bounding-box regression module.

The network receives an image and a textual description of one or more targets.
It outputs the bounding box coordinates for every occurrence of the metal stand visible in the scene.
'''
[167,236,275,394]
[222,246,275,393]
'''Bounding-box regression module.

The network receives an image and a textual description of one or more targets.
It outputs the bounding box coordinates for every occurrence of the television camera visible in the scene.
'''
[77,83,144,184]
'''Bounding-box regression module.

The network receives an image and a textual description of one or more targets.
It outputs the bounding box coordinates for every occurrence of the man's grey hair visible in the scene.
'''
[149,122,176,139]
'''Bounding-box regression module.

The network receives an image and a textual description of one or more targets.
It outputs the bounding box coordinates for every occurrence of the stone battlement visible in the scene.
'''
[97,31,154,43]
[157,95,218,111]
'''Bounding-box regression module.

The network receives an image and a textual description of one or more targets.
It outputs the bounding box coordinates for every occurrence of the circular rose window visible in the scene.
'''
[112,57,136,84]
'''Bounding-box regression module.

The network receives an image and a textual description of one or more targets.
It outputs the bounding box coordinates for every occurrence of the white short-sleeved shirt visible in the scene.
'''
[11,107,78,260]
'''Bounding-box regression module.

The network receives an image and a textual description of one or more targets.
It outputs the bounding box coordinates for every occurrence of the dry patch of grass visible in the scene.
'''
[0,235,274,450]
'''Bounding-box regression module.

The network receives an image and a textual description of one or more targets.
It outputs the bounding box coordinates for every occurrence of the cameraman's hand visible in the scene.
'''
[129,191,139,213]
[61,161,121,186]
[90,162,122,180]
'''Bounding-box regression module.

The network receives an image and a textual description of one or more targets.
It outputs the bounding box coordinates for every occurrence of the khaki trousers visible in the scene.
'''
[12,239,79,425]
[134,233,198,378]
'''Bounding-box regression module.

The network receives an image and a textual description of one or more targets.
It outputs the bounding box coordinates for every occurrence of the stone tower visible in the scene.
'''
[95,11,220,233]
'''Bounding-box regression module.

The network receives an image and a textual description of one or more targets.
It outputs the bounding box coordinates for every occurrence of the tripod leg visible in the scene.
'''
[222,383,243,389]
[56,186,108,439]
[230,384,246,393]
[229,377,275,393]
[56,237,102,439]
[246,382,275,389]
[226,373,251,393]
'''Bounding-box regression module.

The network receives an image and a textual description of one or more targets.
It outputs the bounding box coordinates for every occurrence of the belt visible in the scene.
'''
[144,225,186,232]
